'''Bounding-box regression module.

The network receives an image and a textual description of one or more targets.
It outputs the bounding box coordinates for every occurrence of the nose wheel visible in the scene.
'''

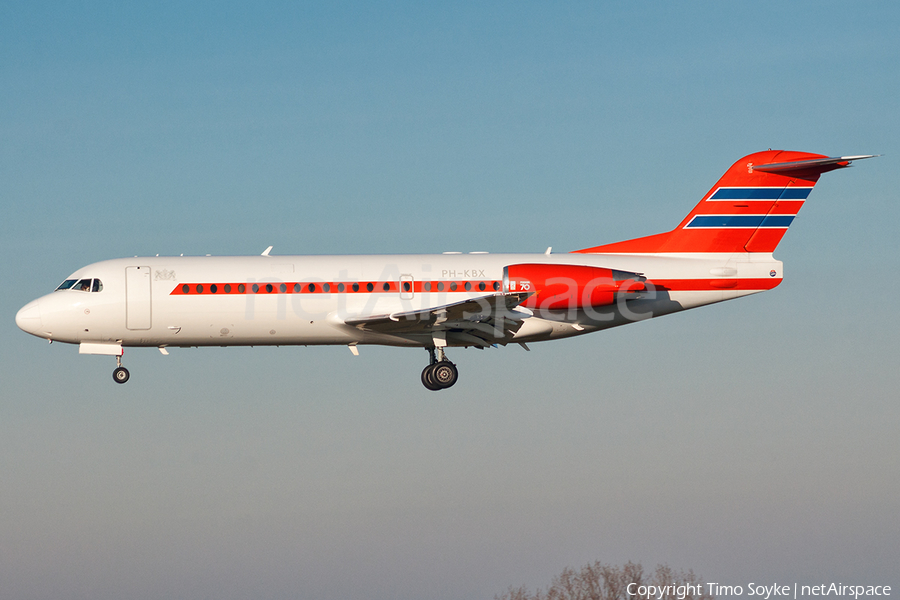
[112,355,130,384]
[421,348,458,391]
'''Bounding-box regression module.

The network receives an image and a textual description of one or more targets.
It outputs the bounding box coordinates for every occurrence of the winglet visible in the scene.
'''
[261,246,273,256]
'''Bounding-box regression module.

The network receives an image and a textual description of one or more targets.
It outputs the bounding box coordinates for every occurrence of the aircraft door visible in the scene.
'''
[399,274,414,300]
[125,266,152,330]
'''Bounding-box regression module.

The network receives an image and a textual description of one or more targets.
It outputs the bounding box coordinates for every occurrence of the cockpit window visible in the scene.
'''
[56,278,103,292]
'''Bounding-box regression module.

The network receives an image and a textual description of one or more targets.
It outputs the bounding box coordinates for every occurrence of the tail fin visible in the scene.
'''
[575,151,874,254]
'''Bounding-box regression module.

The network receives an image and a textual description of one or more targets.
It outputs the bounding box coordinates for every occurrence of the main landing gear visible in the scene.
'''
[112,355,130,384]
[421,347,458,391]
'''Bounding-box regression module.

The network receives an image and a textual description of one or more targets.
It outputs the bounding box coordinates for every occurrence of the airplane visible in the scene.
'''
[16,150,875,390]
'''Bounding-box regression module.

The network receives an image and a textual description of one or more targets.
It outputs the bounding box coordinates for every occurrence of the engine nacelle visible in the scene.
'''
[504,263,645,310]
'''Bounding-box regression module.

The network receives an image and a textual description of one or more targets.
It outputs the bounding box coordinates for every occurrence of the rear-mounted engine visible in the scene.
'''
[503,263,646,310]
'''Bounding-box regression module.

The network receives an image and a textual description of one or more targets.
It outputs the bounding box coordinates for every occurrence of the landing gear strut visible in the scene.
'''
[421,347,458,391]
[112,355,130,384]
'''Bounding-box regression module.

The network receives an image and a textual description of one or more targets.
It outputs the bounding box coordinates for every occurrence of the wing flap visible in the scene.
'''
[343,292,534,343]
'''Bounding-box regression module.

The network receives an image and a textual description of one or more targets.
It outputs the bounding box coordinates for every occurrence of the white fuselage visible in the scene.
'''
[16,251,782,350]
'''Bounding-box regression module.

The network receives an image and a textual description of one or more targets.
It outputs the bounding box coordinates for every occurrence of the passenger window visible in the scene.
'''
[352,283,359,292]
[478,282,486,291]
[366,283,374,292]
[423,282,432,292]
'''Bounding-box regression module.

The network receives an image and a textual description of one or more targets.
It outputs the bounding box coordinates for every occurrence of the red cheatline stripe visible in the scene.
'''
[170,280,504,295]
[169,278,778,295]
[649,278,781,292]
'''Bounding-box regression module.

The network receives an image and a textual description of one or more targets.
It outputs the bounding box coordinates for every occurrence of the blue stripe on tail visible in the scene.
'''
[686,215,795,228]
[710,188,812,200]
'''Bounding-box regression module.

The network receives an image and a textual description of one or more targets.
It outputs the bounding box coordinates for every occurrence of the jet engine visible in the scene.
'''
[503,263,645,310]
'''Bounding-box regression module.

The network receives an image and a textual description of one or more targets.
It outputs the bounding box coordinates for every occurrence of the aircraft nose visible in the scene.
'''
[15,300,44,337]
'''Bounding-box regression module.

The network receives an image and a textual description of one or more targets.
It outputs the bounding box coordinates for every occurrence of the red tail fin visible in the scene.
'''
[575,151,864,254]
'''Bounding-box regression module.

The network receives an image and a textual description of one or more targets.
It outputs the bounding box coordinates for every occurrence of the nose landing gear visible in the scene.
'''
[421,347,458,391]
[112,355,130,384]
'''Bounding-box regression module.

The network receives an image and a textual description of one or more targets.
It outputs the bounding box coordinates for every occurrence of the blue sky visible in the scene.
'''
[2,2,898,599]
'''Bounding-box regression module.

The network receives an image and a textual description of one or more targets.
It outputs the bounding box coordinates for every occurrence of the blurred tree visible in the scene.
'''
[496,561,714,600]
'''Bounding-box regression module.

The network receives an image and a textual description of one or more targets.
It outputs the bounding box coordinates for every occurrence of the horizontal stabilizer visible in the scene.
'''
[753,154,878,174]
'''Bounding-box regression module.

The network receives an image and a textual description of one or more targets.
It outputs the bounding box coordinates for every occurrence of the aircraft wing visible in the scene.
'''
[343,292,534,347]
